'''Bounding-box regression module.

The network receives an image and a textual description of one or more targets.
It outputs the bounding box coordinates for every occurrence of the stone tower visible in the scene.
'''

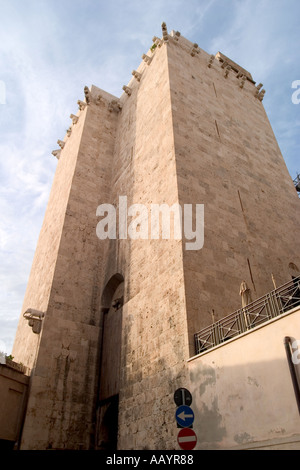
[12,24,300,450]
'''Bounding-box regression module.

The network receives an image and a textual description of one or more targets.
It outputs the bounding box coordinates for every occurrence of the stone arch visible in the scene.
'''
[101,273,124,310]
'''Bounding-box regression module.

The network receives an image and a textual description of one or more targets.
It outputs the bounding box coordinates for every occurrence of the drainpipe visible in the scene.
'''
[284,336,300,415]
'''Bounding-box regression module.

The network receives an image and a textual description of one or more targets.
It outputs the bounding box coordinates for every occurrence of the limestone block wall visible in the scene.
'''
[166,32,300,353]
[12,98,88,370]
[13,87,120,449]
[105,41,191,450]
[10,25,300,451]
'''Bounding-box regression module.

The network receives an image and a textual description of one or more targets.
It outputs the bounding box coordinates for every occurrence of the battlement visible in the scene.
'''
[52,23,266,161]
[214,51,254,82]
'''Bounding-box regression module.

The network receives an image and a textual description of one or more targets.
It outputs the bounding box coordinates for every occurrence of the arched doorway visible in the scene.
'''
[95,274,124,450]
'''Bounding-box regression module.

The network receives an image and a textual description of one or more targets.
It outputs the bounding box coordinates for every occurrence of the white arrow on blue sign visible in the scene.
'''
[175,405,194,428]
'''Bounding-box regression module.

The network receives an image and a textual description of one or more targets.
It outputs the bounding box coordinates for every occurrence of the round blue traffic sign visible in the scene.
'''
[175,405,194,428]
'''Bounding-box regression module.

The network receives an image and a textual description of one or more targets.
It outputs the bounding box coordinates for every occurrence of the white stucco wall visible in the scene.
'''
[188,306,300,449]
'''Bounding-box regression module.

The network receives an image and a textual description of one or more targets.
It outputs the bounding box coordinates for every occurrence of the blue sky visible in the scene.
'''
[0,0,299,354]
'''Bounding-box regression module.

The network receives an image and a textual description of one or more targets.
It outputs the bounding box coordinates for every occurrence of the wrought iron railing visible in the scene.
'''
[293,174,300,198]
[194,275,300,355]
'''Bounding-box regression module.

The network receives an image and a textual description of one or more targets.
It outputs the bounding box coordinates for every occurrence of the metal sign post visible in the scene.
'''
[174,388,197,450]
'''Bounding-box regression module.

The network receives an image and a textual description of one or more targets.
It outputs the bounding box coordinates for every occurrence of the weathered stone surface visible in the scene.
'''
[11,28,300,450]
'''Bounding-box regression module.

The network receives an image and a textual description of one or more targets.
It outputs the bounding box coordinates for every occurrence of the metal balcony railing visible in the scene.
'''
[194,275,300,355]
[293,174,300,198]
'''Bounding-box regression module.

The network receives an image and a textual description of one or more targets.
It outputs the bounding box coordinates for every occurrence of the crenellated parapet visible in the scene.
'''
[122,85,132,96]
[215,52,254,82]
[190,43,200,57]
[108,99,123,113]
[207,54,215,68]
[254,83,266,101]
[173,31,181,42]
[237,73,247,88]
[51,25,268,163]
[161,22,169,43]
[257,89,266,101]
[223,65,231,78]
[52,84,125,160]
[83,86,91,105]
[132,70,142,82]
[210,51,266,100]
[152,36,163,48]
[142,53,152,65]
[78,99,87,111]
[51,149,61,160]
[70,114,79,125]
[134,24,267,105]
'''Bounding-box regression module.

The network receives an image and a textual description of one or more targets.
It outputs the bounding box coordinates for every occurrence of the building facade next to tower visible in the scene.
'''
[7,25,300,450]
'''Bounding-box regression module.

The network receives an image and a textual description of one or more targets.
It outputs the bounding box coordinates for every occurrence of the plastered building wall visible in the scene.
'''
[188,307,300,450]
[0,364,29,446]
[11,25,300,450]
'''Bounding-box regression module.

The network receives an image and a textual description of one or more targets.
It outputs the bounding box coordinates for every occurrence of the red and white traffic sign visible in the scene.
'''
[177,428,197,450]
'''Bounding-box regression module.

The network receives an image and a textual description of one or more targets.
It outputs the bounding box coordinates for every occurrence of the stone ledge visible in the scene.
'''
[4,358,29,375]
